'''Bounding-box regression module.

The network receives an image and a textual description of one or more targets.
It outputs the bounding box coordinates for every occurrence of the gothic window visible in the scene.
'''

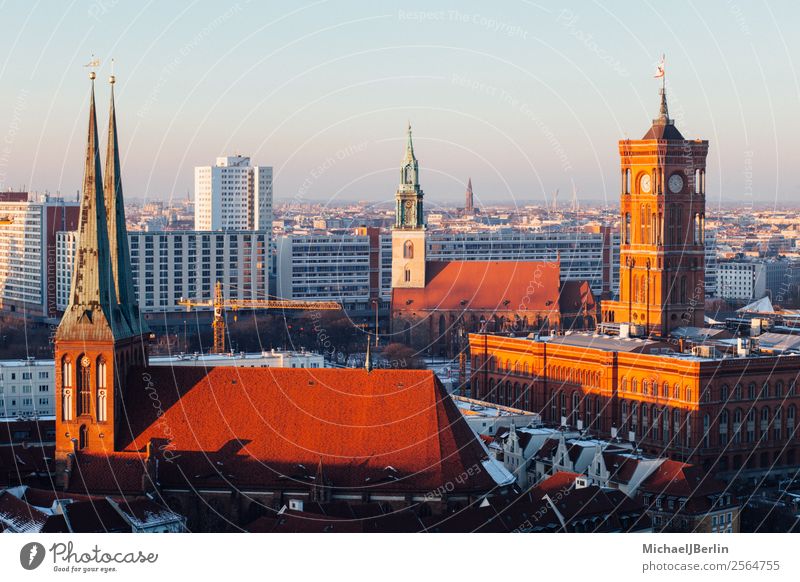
[61,356,73,422]
[77,355,91,417]
[96,357,108,423]
[403,240,414,259]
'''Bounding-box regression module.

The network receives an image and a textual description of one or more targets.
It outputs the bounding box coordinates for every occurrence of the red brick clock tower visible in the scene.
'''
[603,83,709,336]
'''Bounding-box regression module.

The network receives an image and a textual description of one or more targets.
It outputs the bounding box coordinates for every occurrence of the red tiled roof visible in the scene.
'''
[537,471,580,495]
[640,459,726,500]
[392,261,561,313]
[76,368,497,495]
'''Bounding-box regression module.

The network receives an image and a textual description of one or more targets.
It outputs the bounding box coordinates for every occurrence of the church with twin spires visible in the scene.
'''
[50,75,507,530]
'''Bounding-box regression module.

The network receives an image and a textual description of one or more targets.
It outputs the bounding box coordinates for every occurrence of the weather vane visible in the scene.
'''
[84,54,100,80]
[654,53,665,90]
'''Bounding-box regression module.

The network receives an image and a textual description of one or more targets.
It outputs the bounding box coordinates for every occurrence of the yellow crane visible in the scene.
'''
[179,280,342,354]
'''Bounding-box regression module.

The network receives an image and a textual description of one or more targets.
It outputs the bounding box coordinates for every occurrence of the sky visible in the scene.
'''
[0,0,798,210]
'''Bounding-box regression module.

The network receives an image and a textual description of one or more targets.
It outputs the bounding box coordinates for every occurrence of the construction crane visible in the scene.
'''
[179,280,342,354]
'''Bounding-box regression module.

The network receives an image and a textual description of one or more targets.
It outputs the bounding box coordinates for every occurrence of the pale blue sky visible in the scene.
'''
[0,0,798,209]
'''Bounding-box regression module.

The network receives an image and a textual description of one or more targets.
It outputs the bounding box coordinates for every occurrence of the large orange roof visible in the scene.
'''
[70,368,498,495]
[392,260,561,313]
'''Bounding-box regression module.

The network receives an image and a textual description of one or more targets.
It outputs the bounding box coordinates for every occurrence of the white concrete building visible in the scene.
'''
[194,156,273,231]
[276,231,382,312]
[57,230,269,313]
[0,193,78,320]
[717,261,767,301]
[0,358,55,418]
[149,349,325,369]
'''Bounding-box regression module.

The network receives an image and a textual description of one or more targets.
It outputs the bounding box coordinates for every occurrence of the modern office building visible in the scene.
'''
[275,227,383,315]
[194,156,273,231]
[57,229,269,314]
[0,193,79,320]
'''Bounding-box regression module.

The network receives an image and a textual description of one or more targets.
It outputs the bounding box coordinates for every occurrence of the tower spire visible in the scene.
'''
[465,177,474,212]
[56,70,132,342]
[404,121,416,164]
[104,71,147,336]
[653,54,670,124]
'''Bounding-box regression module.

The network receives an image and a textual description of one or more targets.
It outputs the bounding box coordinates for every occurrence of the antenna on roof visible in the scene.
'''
[365,338,372,372]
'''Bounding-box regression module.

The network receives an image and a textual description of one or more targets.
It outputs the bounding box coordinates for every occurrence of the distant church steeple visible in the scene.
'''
[391,122,426,288]
[465,177,474,213]
[395,123,424,229]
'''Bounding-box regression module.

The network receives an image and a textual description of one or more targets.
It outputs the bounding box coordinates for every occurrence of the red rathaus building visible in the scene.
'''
[470,82,800,480]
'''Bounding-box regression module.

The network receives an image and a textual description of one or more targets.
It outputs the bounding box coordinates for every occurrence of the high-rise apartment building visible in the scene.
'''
[194,156,273,231]
[0,192,79,320]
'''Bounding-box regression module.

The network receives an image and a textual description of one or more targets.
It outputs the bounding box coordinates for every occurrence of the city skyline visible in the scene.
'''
[0,2,799,208]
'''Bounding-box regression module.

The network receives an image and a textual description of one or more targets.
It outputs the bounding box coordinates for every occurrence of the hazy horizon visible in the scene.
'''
[1,1,799,208]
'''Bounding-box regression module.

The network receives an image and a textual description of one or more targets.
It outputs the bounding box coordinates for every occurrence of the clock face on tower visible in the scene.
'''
[640,174,651,194]
[668,173,684,193]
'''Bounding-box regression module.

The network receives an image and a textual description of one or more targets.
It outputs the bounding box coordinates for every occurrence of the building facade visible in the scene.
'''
[194,156,273,231]
[0,193,79,320]
[57,229,268,314]
[0,358,54,418]
[717,261,766,302]
[275,228,382,313]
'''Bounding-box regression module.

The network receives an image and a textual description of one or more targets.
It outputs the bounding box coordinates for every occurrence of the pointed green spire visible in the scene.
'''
[104,73,148,337]
[57,72,132,342]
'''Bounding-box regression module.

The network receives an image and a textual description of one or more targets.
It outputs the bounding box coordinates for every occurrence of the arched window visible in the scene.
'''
[61,356,73,422]
[720,384,729,402]
[404,267,411,283]
[403,240,414,259]
[79,425,88,450]
[77,355,91,417]
[624,213,631,244]
[662,381,669,398]
[96,357,108,423]
[685,387,692,402]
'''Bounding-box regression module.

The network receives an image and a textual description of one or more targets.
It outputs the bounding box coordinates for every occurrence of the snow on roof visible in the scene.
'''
[737,296,774,314]
[481,458,516,486]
